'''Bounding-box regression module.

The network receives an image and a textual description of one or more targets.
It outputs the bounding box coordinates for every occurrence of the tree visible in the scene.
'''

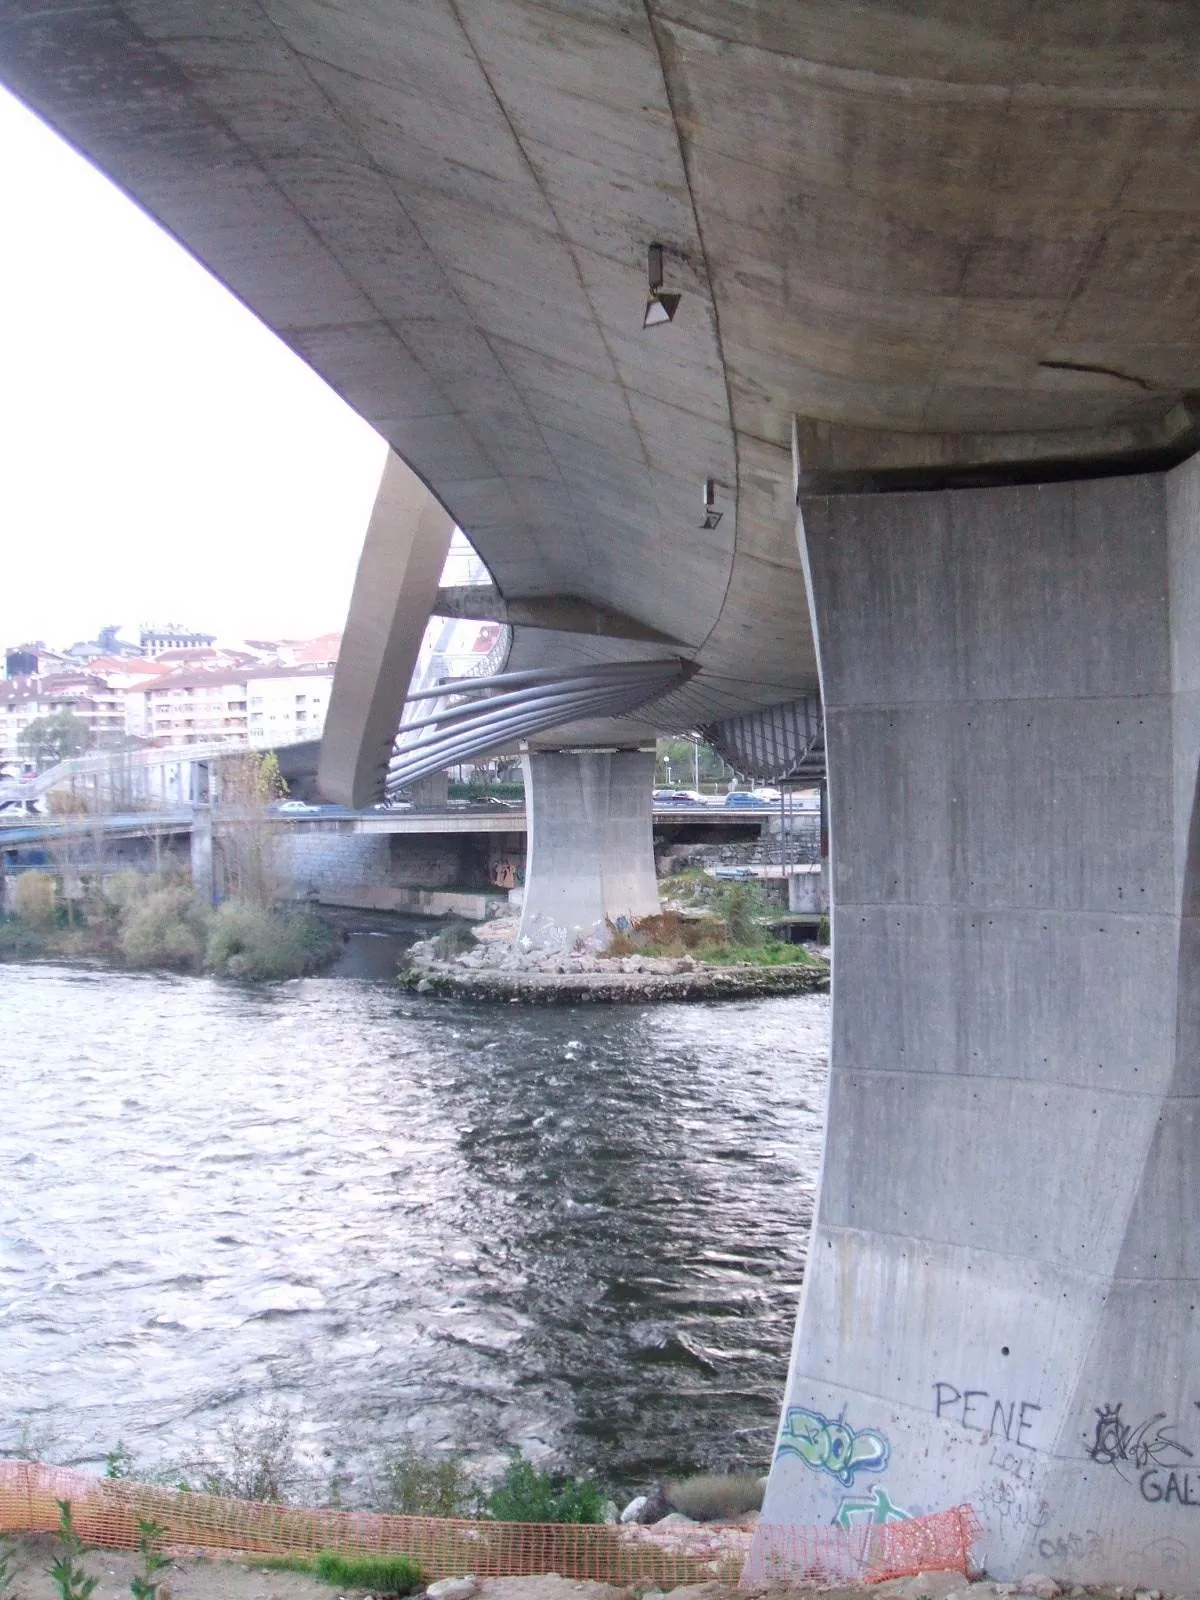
[96,623,122,653]
[214,750,288,909]
[19,710,92,770]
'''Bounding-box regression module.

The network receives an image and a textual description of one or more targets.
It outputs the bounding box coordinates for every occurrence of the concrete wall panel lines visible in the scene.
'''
[800,476,1171,710]
[826,700,1174,913]
[766,462,1200,1583]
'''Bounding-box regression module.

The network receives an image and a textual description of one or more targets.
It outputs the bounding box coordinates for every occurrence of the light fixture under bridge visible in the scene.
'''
[702,478,723,530]
[642,242,681,328]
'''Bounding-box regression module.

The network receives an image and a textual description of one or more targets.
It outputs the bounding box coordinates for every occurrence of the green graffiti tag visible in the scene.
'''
[776,1404,891,1488]
[832,1485,913,1530]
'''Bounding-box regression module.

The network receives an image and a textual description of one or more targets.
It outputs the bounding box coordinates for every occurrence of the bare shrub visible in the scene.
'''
[370,1443,479,1517]
[665,1471,764,1522]
[193,1409,301,1503]
[206,902,335,981]
[119,886,210,971]
[12,871,57,927]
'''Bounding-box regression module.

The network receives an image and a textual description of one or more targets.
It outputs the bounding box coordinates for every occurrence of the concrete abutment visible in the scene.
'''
[519,749,659,944]
[762,457,1200,1585]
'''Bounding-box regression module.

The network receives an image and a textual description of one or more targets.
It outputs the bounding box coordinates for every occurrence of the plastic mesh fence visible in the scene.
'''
[0,1463,979,1588]
[741,1504,983,1587]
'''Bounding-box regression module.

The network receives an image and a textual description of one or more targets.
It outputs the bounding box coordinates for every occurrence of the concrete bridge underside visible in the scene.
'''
[10,4,1200,1580]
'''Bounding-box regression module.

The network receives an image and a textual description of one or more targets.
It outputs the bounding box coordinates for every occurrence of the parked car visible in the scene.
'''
[724,791,769,808]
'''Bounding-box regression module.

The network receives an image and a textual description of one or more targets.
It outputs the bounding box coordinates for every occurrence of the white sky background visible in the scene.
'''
[0,86,389,650]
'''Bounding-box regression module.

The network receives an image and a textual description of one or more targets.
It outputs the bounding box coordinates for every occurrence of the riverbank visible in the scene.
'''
[402,960,827,1003]
[400,914,829,1004]
[0,870,338,980]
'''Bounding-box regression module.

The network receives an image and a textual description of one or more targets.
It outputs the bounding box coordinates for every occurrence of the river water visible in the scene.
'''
[0,939,828,1499]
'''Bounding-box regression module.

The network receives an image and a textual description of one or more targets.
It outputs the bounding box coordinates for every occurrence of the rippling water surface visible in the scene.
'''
[0,956,828,1493]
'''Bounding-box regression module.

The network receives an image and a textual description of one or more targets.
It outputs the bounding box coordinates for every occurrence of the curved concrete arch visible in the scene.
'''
[317,451,453,808]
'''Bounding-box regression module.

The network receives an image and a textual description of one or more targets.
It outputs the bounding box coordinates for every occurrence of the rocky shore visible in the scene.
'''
[400,919,829,1004]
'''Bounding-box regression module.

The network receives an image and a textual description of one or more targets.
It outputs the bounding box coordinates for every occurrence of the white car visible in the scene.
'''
[274,799,320,813]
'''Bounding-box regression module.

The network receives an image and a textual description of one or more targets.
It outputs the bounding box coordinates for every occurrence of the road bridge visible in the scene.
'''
[7,5,1200,1579]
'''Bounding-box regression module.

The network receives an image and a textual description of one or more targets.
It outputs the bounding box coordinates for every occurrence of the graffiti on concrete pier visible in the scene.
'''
[776,1404,890,1487]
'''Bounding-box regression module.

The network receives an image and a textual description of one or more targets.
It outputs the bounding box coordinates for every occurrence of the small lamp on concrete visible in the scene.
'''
[643,242,681,328]
[701,478,723,530]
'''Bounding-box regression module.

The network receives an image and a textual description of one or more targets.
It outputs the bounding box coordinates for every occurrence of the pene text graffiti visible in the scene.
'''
[934,1382,1042,1446]
[776,1404,891,1487]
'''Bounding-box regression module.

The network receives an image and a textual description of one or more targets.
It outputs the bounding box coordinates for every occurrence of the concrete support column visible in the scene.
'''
[190,806,215,907]
[519,748,658,944]
[762,458,1200,1585]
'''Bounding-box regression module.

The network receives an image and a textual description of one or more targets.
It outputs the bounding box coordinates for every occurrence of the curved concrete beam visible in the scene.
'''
[433,587,686,647]
[317,452,452,808]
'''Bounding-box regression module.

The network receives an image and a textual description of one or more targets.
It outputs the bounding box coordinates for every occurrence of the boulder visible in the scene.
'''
[426,1578,477,1600]
[620,1495,648,1524]
[638,1483,672,1524]
[1017,1578,1062,1600]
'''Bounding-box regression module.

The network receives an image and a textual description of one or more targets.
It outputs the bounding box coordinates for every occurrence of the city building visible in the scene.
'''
[5,643,70,680]
[0,672,127,764]
[139,624,216,659]
[133,664,334,748]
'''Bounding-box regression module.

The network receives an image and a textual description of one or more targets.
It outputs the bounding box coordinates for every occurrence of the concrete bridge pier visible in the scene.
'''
[762,456,1200,1585]
[518,748,658,946]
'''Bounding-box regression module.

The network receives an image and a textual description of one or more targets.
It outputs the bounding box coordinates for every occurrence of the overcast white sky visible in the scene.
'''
[0,85,389,651]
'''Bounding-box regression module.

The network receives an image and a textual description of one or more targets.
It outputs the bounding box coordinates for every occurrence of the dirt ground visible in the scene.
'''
[4,1545,1115,1600]
[3,1547,652,1600]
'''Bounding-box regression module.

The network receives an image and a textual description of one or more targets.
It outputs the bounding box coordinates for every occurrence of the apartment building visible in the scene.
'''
[139,624,216,659]
[134,665,333,748]
[0,673,126,763]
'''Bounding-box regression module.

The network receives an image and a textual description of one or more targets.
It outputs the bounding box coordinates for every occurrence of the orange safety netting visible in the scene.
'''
[0,1462,979,1589]
[740,1504,983,1588]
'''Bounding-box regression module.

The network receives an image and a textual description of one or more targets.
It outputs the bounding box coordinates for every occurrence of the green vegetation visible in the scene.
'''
[19,710,93,769]
[206,901,336,981]
[314,1550,423,1594]
[49,1502,97,1600]
[653,736,732,790]
[372,1443,479,1517]
[607,884,819,968]
[482,1450,606,1525]
[196,1410,301,1503]
[0,1535,15,1596]
[448,779,524,802]
[429,923,478,961]
[129,1520,171,1600]
[0,869,336,982]
[104,1442,136,1480]
[255,1550,423,1595]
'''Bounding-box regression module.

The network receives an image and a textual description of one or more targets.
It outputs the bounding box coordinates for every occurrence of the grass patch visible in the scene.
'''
[701,940,816,967]
[255,1551,422,1595]
[315,1551,422,1594]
